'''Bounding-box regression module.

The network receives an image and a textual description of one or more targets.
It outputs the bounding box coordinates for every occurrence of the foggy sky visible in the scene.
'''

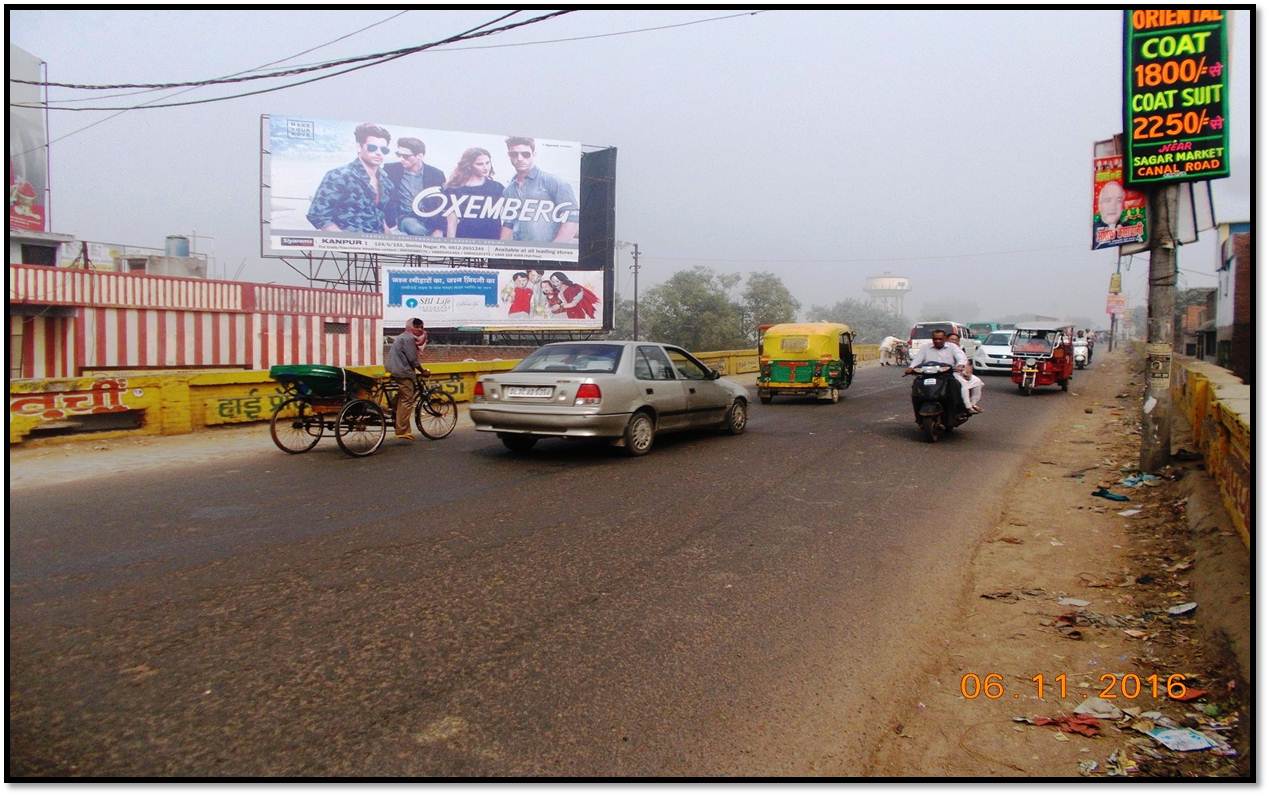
[8,9,1253,325]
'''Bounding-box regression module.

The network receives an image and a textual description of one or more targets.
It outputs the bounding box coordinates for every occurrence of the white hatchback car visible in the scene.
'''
[973,330,1016,373]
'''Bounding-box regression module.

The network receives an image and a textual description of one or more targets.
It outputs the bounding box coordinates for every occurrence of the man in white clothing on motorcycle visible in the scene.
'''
[905,329,976,414]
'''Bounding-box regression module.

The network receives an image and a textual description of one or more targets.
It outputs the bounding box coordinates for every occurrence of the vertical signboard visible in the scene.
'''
[1092,155,1147,249]
[1123,9,1230,186]
[8,44,47,232]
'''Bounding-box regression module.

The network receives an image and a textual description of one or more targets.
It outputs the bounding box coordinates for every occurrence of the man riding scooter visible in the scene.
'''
[904,329,971,442]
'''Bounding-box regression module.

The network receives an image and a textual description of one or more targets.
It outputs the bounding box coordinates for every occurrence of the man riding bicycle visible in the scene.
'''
[386,318,430,441]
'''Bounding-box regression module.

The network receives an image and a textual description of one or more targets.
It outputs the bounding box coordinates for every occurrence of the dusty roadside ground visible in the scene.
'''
[866,350,1251,778]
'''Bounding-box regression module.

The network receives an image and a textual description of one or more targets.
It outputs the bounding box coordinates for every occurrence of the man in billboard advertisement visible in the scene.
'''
[1091,156,1146,250]
[500,137,580,243]
[386,137,445,237]
[270,116,584,261]
[305,122,395,234]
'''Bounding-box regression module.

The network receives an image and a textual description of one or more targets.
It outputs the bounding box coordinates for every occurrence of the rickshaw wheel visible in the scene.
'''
[270,398,324,454]
[335,399,387,457]
[1060,380,1069,392]
[415,391,458,439]
[759,392,773,405]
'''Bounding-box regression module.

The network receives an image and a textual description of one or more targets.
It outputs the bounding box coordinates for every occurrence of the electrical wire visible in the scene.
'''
[638,242,1099,265]
[40,10,413,104]
[13,10,558,93]
[14,11,564,112]
[15,10,420,156]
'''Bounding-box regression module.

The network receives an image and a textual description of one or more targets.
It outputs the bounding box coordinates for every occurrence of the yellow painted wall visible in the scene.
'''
[8,346,879,447]
[1171,358,1251,547]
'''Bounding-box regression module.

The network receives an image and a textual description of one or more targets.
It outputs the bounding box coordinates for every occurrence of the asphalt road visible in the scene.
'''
[9,361,1095,776]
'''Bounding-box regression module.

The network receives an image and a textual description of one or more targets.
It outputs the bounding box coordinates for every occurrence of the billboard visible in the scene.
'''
[383,267,603,330]
[1123,9,1230,186]
[8,45,47,232]
[264,115,582,262]
[1092,155,1147,249]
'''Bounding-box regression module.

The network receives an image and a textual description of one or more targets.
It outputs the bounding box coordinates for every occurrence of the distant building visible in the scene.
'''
[1215,222,1251,383]
[1176,288,1217,362]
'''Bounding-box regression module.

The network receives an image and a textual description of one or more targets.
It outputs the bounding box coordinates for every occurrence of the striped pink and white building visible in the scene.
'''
[9,264,382,379]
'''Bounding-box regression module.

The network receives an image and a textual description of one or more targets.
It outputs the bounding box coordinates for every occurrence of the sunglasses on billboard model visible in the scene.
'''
[508,150,533,159]
[364,144,390,154]
[395,151,418,159]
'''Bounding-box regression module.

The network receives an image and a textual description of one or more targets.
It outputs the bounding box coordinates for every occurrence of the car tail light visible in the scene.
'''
[575,383,602,406]
[473,381,485,400]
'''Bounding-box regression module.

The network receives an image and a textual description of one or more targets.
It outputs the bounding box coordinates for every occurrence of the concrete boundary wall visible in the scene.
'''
[10,346,882,447]
[1171,358,1251,547]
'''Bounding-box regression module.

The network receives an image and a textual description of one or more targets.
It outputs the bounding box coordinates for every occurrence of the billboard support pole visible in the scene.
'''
[631,242,641,341]
[1139,183,1179,473]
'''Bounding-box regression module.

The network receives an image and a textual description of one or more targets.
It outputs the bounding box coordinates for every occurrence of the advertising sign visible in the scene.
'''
[8,45,47,232]
[1123,9,1230,185]
[1106,293,1128,316]
[265,115,582,262]
[383,267,602,330]
[1109,272,1122,294]
[1092,156,1147,249]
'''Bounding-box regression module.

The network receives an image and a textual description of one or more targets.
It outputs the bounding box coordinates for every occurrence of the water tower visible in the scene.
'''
[864,273,912,316]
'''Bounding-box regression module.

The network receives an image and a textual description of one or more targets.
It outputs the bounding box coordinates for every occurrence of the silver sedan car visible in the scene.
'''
[469,341,749,456]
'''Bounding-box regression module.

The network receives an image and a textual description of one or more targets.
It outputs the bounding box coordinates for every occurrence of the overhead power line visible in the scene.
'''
[14,9,425,156]
[13,10,566,112]
[639,243,1102,265]
[43,10,413,104]
[13,10,565,93]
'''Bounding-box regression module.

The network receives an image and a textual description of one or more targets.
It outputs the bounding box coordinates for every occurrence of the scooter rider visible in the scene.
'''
[904,328,967,374]
[904,329,968,420]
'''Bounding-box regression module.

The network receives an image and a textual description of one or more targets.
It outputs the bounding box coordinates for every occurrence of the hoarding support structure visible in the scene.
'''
[631,242,641,341]
[1139,184,1179,473]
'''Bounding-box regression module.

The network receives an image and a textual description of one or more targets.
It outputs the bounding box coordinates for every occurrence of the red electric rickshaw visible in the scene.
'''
[1010,322,1074,395]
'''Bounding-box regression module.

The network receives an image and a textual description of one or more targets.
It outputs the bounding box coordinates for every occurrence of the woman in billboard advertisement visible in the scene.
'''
[550,272,599,320]
[540,280,565,316]
[442,147,505,240]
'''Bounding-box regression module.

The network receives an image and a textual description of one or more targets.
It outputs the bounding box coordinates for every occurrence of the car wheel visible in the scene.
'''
[499,433,538,453]
[623,411,655,457]
[722,399,747,435]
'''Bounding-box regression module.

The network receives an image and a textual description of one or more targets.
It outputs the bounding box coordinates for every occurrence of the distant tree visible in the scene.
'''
[741,271,800,344]
[641,266,748,351]
[807,297,911,343]
[606,295,635,340]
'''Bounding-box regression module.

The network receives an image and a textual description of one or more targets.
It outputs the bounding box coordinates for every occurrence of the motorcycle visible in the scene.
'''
[907,363,972,443]
[1073,340,1089,369]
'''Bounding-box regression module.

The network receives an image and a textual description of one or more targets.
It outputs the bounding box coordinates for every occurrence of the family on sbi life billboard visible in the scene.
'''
[264,114,601,330]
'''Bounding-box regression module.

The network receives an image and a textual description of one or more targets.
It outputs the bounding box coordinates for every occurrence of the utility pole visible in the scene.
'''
[1139,184,1179,472]
[630,242,641,341]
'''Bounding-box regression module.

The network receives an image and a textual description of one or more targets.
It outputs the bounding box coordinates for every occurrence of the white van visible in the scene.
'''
[907,321,980,362]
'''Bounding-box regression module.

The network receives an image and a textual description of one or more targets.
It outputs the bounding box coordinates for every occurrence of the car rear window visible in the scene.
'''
[985,332,1012,345]
[910,322,954,339]
[515,344,623,374]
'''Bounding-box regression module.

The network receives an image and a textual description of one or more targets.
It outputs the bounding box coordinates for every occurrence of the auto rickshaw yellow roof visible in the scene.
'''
[762,322,855,337]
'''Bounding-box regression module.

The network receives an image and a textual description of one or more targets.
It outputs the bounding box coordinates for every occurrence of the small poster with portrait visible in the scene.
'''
[1092,156,1147,250]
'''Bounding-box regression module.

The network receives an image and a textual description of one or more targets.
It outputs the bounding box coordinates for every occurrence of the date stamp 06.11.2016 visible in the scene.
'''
[960,672,1194,702]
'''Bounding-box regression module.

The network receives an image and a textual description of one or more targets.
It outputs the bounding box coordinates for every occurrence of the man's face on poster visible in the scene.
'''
[359,137,389,169]
[508,144,535,175]
[1098,182,1125,225]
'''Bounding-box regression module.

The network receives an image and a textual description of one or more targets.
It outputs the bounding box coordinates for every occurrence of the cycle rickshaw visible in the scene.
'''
[267,364,457,456]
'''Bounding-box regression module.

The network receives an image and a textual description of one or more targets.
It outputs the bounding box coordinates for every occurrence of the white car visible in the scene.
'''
[973,330,1016,373]
[908,321,980,363]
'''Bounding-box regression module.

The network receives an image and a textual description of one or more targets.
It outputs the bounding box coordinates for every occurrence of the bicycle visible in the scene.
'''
[378,367,458,440]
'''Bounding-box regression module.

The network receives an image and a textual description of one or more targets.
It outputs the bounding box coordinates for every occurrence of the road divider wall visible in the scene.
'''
[1171,358,1251,547]
[10,345,879,446]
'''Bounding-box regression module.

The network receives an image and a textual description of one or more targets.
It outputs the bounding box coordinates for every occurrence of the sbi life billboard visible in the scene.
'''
[1123,9,1230,186]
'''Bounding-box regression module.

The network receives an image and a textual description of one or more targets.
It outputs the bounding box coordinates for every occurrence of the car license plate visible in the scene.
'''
[923,378,938,385]
[506,386,553,398]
